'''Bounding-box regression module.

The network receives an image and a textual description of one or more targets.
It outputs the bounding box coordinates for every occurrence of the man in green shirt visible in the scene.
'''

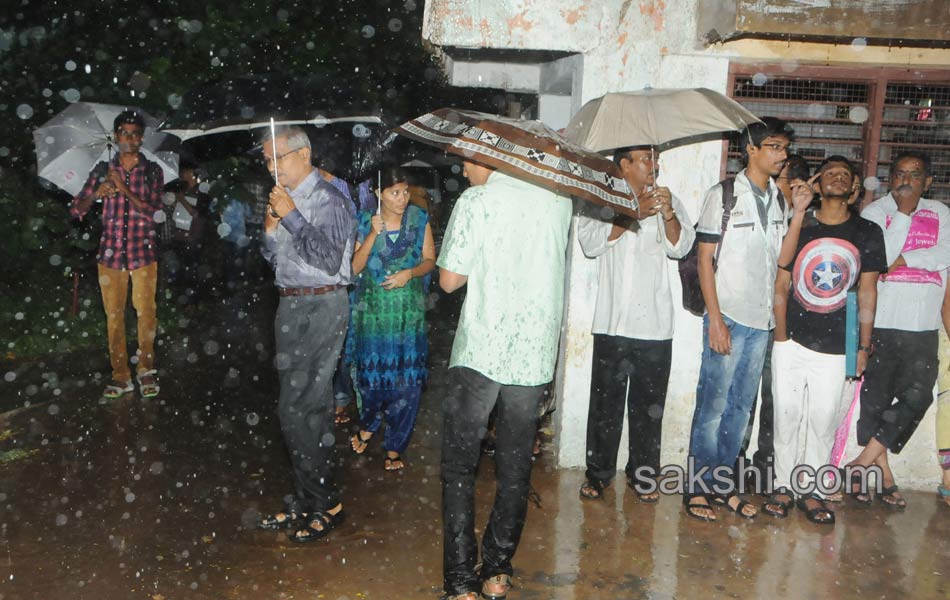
[437,161,571,600]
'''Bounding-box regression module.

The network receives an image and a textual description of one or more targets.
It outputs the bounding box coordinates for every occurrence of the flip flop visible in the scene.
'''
[877,485,907,510]
[796,494,835,524]
[683,494,716,522]
[289,509,346,543]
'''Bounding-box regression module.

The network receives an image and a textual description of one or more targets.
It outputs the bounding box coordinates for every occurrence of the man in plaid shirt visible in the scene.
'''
[71,110,164,399]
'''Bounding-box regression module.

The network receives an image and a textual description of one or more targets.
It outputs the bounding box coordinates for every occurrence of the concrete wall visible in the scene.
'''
[423,0,950,490]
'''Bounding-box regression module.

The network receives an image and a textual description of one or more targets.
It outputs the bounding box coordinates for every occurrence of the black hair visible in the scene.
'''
[784,154,810,181]
[113,110,145,132]
[740,116,794,164]
[611,145,657,169]
[890,150,932,178]
[815,155,857,179]
[374,166,411,191]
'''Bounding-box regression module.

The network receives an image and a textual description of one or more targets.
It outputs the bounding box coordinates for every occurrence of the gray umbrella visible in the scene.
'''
[33,102,179,196]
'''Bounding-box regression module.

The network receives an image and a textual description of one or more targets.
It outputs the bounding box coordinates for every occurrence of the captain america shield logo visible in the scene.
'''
[791,237,861,313]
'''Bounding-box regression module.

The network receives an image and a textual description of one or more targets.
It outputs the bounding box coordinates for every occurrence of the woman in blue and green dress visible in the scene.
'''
[348,167,435,471]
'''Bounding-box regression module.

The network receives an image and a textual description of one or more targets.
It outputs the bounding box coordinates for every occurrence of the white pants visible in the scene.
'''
[771,339,848,495]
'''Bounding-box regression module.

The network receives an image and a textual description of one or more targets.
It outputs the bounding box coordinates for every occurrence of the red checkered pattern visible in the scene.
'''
[71,156,164,270]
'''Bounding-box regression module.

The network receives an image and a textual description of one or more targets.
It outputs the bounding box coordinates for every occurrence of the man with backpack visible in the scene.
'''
[684,117,811,521]
[70,110,164,399]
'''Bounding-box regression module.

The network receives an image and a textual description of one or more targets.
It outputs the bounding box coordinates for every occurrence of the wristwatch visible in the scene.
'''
[858,344,873,354]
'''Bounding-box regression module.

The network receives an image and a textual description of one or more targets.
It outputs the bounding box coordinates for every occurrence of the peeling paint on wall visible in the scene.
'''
[639,0,667,32]
[561,5,588,25]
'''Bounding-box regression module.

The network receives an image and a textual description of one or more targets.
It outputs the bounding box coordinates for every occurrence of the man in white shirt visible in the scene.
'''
[687,117,799,521]
[846,151,950,508]
[576,146,695,502]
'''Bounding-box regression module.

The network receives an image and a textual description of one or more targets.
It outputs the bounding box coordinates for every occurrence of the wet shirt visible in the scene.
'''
[261,169,355,288]
[70,155,164,270]
[695,170,789,330]
[782,215,886,354]
[437,171,571,386]
[862,194,950,332]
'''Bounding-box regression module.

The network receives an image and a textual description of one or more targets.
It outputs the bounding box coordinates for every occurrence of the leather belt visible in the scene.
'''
[278,284,343,297]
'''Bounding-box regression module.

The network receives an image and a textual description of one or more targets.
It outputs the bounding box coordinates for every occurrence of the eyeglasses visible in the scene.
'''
[262,148,302,166]
[759,143,790,152]
[892,170,926,181]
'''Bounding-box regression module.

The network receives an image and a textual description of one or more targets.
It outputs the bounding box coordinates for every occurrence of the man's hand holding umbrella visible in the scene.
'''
[265,185,297,233]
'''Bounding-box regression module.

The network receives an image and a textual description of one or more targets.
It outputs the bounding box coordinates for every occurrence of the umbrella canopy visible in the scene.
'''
[162,115,384,142]
[563,87,762,152]
[393,108,635,215]
[34,102,179,196]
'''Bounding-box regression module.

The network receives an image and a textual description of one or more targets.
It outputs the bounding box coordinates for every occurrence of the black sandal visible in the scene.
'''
[762,490,795,519]
[721,494,757,519]
[877,485,907,510]
[579,478,608,501]
[258,510,306,530]
[350,431,372,455]
[290,509,346,543]
[845,468,872,505]
[627,477,660,503]
[683,494,716,522]
[384,454,405,471]
[796,494,835,524]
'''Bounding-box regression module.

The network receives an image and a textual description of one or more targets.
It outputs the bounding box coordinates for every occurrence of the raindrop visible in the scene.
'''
[217,223,232,238]
[445,178,460,192]
[352,124,371,138]
[211,57,221,67]
[84,64,91,74]
[864,176,881,191]
[405,0,417,9]
[805,103,825,119]
[49,254,62,266]
[167,94,182,109]
[14,312,24,320]
[56,514,68,526]
[63,88,81,103]
[125,492,136,503]
[848,106,869,124]
[305,41,315,50]
[0,147,8,157]
[246,412,260,426]
[149,461,163,475]
[153,210,166,223]
[321,432,336,447]
[276,9,289,21]
[189,20,203,32]
[851,37,867,49]
[388,19,403,32]
[198,181,211,193]
[42,88,52,97]
[48,404,60,415]
[361,25,376,39]
[16,104,33,119]
[203,340,219,355]
[4,372,14,382]
[751,73,768,86]
[65,60,77,71]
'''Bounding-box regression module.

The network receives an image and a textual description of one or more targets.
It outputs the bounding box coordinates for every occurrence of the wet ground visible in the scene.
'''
[0,284,948,599]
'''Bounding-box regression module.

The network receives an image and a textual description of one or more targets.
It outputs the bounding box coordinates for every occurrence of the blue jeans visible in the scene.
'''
[689,314,769,490]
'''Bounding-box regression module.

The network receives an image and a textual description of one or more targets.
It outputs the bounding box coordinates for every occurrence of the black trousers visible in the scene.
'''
[858,328,937,453]
[441,366,545,596]
[739,331,775,473]
[585,334,672,486]
[274,290,348,513]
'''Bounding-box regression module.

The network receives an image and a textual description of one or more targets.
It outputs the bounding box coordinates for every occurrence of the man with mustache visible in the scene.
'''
[845,151,950,508]
[70,110,165,399]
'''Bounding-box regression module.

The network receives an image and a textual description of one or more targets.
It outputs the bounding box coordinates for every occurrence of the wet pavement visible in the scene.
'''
[1,285,948,600]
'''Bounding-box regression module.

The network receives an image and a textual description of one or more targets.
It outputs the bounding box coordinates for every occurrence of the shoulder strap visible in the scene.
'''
[775,186,786,213]
[714,177,737,266]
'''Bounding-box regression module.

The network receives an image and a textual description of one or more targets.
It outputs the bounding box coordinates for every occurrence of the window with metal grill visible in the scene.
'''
[725,65,950,205]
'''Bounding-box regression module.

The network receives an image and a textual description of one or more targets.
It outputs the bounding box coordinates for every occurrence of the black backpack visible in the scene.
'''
[678,178,785,317]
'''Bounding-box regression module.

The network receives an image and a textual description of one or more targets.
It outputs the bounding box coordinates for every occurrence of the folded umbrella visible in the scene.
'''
[34,102,178,196]
[393,108,635,215]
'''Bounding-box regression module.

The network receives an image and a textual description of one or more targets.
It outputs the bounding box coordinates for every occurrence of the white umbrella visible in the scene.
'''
[563,87,762,152]
[161,115,384,142]
[33,102,179,196]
